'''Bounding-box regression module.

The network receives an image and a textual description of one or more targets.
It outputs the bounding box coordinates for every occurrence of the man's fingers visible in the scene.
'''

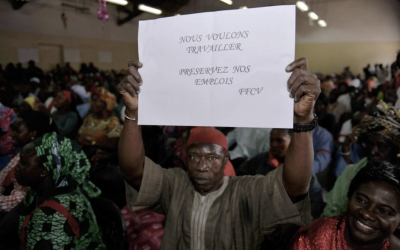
[126,75,141,94]
[117,78,136,98]
[128,61,143,68]
[128,66,143,85]
[293,84,319,102]
[290,75,317,100]
[128,61,143,85]
[287,70,317,95]
[285,58,308,73]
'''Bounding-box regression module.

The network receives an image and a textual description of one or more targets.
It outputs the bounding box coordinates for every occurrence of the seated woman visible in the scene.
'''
[290,158,400,250]
[0,133,105,249]
[324,101,400,217]
[77,87,121,167]
[51,91,79,138]
[0,111,57,219]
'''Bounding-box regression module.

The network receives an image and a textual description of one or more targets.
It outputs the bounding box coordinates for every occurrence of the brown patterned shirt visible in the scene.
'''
[125,157,311,250]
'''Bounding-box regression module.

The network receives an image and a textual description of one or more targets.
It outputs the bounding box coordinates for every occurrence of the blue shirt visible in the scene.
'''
[312,126,334,174]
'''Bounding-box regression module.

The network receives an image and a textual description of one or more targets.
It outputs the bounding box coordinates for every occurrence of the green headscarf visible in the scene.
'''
[23,132,100,206]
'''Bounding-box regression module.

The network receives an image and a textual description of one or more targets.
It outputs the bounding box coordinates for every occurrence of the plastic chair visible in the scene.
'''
[90,197,128,250]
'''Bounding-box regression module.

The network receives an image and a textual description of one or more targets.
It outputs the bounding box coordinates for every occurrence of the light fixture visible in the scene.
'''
[175,14,181,16]
[318,20,327,27]
[239,6,248,9]
[308,12,319,20]
[105,0,128,6]
[296,1,308,12]
[219,0,233,5]
[138,4,162,15]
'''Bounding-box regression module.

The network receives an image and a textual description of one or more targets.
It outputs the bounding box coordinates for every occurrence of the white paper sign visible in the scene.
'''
[98,51,112,63]
[64,49,81,63]
[138,6,295,128]
[18,48,39,63]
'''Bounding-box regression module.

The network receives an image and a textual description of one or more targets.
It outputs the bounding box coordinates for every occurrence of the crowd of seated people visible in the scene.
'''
[0,51,398,250]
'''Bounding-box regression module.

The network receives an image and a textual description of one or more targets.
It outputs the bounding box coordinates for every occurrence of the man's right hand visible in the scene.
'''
[117,61,143,113]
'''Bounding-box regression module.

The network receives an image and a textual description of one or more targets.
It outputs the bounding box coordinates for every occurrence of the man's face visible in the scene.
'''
[187,143,227,195]
[269,129,291,159]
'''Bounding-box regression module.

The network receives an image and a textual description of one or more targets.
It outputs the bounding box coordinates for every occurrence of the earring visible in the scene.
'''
[41,173,46,177]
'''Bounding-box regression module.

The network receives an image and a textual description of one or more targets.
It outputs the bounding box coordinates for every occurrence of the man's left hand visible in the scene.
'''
[286,58,321,124]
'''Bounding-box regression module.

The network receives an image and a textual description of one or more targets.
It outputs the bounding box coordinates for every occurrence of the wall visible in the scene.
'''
[296,41,400,75]
[0,30,138,71]
[293,0,400,75]
[0,0,139,70]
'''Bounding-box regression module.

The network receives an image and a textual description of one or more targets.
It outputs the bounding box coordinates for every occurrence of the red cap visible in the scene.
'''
[187,127,228,150]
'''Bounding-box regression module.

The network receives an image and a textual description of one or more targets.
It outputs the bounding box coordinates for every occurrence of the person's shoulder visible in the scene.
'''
[298,216,341,236]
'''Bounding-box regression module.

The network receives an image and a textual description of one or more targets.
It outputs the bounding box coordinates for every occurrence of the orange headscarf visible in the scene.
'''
[95,87,117,111]
[187,127,235,176]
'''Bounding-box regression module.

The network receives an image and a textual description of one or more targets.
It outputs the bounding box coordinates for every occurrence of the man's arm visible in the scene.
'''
[117,61,145,189]
[283,58,321,201]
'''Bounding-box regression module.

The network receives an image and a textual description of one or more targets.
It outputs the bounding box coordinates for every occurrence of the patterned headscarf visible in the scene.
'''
[95,87,117,111]
[23,133,100,206]
[353,100,400,149]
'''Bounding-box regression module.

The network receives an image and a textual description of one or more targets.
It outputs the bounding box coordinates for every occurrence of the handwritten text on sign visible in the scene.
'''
[178,31,262,95]
[138,6,295,128]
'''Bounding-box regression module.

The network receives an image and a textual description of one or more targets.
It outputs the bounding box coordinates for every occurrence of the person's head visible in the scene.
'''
[15,133,100,198]
[361,133,397,162]
[53,91,72,110]
[186,127,229,195]
[269,129,292,160]
[28,60,35,67]
[346,159,400,246]
[19,97,35,114]
[19,82,33,97]
[338,82,349,94]
[315,92,328,116]
[353,101,400,164]
[11,111,57,148]
[91,87,116,113]
[16,63,22,69]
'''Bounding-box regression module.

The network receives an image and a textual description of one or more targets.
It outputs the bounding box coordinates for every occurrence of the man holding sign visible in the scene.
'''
[118,57,320,249]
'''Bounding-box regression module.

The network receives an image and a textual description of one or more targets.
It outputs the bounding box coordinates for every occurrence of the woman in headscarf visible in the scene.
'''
[0,111,57,219]
[0,105,17,171]
[0,133,105,249]
[324,100,400,217]
[290,159,400,250]
[77,87,121,167]
[51,90,79,138]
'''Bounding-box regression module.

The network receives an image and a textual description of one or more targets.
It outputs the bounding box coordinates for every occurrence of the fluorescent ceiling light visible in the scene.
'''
[105,0,128,6]
[296,1,308,12]
[318,20,327,27]
[239,6,248,9]
[220,0,233,5]
[138,4,162,15]
[175,14,181,16]
[308,12,319,20]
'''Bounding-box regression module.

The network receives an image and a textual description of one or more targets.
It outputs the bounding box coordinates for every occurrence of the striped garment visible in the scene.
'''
[125,157,311,250]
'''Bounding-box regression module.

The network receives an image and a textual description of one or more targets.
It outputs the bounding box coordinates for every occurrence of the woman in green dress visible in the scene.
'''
[3,132,105,250]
